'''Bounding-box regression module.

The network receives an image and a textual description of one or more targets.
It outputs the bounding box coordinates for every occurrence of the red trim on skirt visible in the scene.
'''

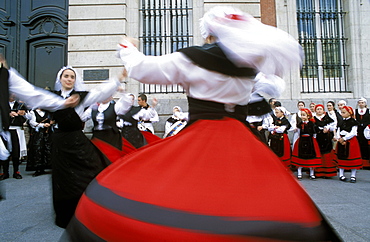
[291,137,322,168]
[315,152,337,177]
[280,133,292,167]
[91,137,136,163]
[141,131,161,145]
[334,137,363,169]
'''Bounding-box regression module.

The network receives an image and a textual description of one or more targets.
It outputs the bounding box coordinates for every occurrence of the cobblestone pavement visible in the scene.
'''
[1,164,369,241]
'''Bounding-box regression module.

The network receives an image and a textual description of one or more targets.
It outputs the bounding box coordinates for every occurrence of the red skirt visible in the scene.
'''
[91,137,136,163]
[269,133,292,167]
[291,136,322,168]
[67,118,339,241]
[315,152,337,178]
[334,137,363,169]
[141,131,162,145]
[363,140,370,168]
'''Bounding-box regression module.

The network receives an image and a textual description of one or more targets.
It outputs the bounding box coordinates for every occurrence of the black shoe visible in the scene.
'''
[0,173,10,180]
[350,177,356,183]
[32,170,45,177]
[297,175,302,180]
[339,176,346,182]
[13,172,22,179]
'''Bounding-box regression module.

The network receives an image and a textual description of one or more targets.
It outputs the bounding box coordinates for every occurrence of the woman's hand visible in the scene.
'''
[64,94,80,108]
[151,97,158,107]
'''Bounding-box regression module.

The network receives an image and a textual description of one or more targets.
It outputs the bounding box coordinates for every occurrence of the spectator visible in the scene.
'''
[268,107,292,168]
[163,106,188,138]
[334,106,362,183]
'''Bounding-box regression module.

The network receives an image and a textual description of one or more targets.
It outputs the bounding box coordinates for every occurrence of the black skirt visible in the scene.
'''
[51,130,110,228]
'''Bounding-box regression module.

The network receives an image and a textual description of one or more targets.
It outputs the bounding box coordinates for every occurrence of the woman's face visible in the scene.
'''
[338,102,345,110]
[341,108,350,119]
[327,103,334,111]
[297,102,305,110]
[358,100,366,109]
[60,69,76,91]
[310,103,315,111]
[316,106,324,116]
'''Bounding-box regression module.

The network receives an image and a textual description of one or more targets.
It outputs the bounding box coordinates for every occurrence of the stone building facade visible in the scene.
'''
[68,0,370,136]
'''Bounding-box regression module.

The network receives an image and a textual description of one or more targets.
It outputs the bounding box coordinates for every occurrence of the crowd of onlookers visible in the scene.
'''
[252,98,370,183]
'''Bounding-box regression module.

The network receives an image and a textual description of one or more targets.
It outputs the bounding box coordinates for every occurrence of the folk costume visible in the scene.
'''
[314,105,337,178]
[291,109,321,179]
[355,98,370,167]
[268,107,292,168]
[163,106,189,138]
[136,103,159,134]
[118,103,161,148]
[52,66,121,228]
[364,125,370,161]
[334,106,362,182]
[0,65,67,180]
[82,97,135,163]
[246,114,271,143]
[64,7,340,241]
[118,104,144,148]
[290,110,303,147]
[26,109,53,176]
[5,100,27,179]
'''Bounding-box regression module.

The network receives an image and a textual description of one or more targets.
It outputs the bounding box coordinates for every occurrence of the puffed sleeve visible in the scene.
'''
[364,126,370,139]
[114,94,133,116]
[8,68,66,111]
[118,43,190,86]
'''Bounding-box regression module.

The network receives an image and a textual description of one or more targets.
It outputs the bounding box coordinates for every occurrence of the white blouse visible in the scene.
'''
[120,49,256,106]
[335,118,357,141]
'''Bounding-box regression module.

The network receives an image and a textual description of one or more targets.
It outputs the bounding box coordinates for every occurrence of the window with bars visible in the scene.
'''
[139,0,193,94]
[297,0,348,93]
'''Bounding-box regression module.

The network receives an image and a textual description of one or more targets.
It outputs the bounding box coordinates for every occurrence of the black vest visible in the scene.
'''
[338,118,358,133]
[92,102,118,132]
[0,66,10,131]
[53,90,88,132]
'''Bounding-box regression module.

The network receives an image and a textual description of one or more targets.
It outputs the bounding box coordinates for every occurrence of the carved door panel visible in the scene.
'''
[0,0,68,88]
[0,0,16,66]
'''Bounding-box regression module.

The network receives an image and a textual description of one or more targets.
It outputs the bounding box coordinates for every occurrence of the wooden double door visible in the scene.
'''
[0,0,68,89]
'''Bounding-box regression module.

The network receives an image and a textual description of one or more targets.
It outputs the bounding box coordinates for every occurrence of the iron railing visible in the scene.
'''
[139,0,193,94]
[297,0,348,93]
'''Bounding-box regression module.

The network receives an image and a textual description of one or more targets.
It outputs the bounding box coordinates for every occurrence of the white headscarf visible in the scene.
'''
[338,100,347,105]
[358,97,367,104]
[275,106,288,116]
[199,6,303,78]
[54,66,85,91]
[173,106,182,113]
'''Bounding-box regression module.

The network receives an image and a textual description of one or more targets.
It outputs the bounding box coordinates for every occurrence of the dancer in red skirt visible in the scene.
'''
[334,106,362,183]
[314,104,337,178]
[268,107,292,168]
[82,94,136,163]
[291,108,321,180]
[63,6,340,241]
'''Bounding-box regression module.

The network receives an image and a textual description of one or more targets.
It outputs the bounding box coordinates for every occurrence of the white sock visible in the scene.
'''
[339,168,344,177]
[351,169,356,177]
[298,167,303,176]
[309,168,314,176]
